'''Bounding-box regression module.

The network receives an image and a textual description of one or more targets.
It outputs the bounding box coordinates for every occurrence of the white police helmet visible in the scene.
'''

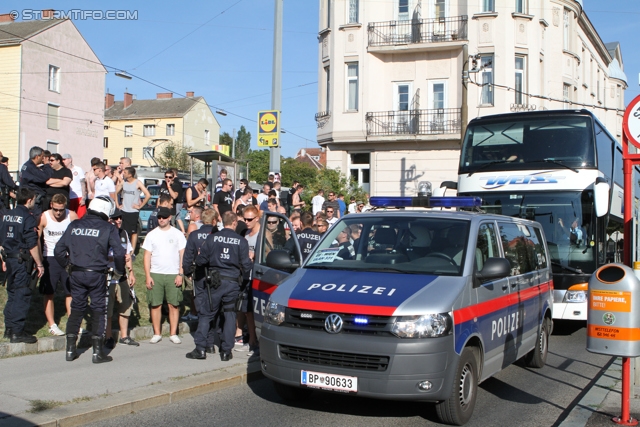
[88,196,115,219]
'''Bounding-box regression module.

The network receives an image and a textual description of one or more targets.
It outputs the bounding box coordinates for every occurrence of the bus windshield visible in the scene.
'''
[476,191,596,274]
[459,116,595,174]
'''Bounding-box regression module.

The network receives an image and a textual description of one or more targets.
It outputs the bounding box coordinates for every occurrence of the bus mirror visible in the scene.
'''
[594,179,610,218]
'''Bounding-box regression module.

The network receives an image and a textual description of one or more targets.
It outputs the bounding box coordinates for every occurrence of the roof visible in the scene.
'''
[605,42,619,58]
[105,97,204,120]
[187,150,235,164]
[294,148,326,169]
[608,58,627,85]
[0,19,64,46]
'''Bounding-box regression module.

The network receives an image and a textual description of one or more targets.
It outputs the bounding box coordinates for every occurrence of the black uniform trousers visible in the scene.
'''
[66,271,109,337]
[194,279,239,353]
[3,258,32,334]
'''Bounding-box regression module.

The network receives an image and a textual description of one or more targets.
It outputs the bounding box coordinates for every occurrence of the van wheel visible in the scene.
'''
[435,347,478,426]
[525,317,550,368]
[273,381,312,402]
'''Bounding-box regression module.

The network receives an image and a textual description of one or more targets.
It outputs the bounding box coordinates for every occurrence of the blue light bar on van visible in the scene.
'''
[353,316,369,325]
[369,196,482,208]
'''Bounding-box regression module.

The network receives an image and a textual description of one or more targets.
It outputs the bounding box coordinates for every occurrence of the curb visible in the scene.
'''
[0,359,264,427]
[0,321,195,359]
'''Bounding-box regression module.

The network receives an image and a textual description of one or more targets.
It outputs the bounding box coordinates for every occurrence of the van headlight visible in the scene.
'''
[265,301,286,326]
[392,313,451,338]
[564,290,587,303]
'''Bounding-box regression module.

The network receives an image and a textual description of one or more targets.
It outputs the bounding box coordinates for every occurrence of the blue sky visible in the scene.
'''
[4,1,639,158]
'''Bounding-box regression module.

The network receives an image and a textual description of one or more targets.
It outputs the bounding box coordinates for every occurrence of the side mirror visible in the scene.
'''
[266,249,300,272]
[475,257,511,285]
[594,178,610,218]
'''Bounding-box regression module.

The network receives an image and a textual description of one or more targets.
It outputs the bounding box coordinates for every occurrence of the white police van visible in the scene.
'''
[251,194,553,425]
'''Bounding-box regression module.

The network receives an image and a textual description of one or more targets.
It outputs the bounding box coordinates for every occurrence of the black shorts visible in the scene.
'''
[121,211,140,236]
[40,256,71,296]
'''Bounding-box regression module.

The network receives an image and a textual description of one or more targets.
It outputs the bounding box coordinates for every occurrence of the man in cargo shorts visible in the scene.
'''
[142,207,186,344]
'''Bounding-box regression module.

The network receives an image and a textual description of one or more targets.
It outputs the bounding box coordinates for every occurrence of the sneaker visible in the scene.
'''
[104,337,115,349]
[49,324,65,336]
[180,312,199,321]
[169,335,182,344]
[119,337,140,347]
[234,343,251,352]
[150,335,162,344]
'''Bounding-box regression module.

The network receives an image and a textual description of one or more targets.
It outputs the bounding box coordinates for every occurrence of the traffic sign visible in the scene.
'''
[257,110,280,147]
[623,95,640,150]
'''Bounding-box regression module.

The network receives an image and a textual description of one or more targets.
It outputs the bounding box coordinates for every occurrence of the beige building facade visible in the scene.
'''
[316,0,627,196]
[104,92,220,167]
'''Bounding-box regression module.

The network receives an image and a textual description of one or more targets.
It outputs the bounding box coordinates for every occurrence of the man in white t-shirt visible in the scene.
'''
[142,207,186,344]
[92,161,116,201]
[61,154,87,217]
[311,189,325,216]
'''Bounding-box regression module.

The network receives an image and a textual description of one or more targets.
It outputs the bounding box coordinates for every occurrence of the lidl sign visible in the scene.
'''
[257,110,280,147]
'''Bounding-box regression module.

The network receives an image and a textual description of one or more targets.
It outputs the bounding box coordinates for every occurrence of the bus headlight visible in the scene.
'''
[564,283,588,303]
[265,301,286,325]
[392,314,451,338]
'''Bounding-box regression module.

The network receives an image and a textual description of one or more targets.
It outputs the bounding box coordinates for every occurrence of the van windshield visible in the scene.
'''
[305,216,470,276]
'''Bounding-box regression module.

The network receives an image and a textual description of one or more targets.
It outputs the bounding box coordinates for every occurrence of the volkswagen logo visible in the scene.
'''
[324,314,343,334]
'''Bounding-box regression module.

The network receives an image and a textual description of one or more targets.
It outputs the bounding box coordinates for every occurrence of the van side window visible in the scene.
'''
[530,226,548,269]
[498,222,537,275]
[475,223,499,271]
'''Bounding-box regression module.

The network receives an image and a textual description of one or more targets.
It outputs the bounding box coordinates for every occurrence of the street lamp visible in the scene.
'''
[114,71,132,80]
[215,110,227,116]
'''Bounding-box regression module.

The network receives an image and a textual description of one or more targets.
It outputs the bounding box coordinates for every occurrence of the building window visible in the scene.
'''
[166,124,175,136]
[124,148,132,158]
[515,0,526,14]
[563,9,569,51]
[47,141,58,153]
[563,83,571,108]
[47,103,59,130]
[325,66,331,111]
[348,0,359,23]
[349,152,370,193]
[515,56,525,104]
[431,82,445,109]
[143,147,155,159]
[435,0,446,19]
[346,62,359,111]
[48,65,60,92]
[326,0,331,28]
[480,55,494,105]
[205,129,210,145]
[398,0,410,20]
[103,137,108,148]
[124,125,133,137]
[597,69,601,103]
[396,84,410,111]
[143,124,155,137]
[104,125,109,130]
[482,0,494,12]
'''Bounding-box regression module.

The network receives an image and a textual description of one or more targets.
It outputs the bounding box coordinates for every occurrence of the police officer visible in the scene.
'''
[0,150,16,213]
[54,196,125,363]
[183,209,219,359]
[285,211,320,261]
[192,212,252,361]
[20,146,53,219]
[0,187,45,343]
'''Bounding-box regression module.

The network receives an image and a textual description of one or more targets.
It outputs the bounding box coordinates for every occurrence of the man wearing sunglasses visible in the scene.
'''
[159,170,182,217]
[37,194,78,336]
[44,153,73,211]
[19,146,53,219]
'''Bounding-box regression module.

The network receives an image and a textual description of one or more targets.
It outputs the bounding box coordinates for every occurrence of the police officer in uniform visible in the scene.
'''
[0,151,16,214]
[0,187,45,342]
[192,212,252,361]
[183,209,219,358]
[19,146,52,219]
[54,196,125,363]
[285,211,320,261]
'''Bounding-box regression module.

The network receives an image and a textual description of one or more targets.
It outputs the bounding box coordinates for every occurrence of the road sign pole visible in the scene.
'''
[269,0,283,174]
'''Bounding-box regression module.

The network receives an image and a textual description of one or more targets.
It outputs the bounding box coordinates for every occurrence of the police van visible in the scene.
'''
[251,194,553,426]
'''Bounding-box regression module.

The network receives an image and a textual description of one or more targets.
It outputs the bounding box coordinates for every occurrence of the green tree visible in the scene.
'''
[156,141,203,173]
[281,158,318,188]
[219,132,233,147]
[301,167,367,207]
[247,149,270,183]
[235,125,251,160]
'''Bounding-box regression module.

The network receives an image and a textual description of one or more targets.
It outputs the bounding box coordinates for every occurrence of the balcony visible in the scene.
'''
[365,108,461,137]
[315,111,331,128]
[368,15,467,52]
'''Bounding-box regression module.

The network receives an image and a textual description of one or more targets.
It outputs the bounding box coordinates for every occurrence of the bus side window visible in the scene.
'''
[475,223,499,271]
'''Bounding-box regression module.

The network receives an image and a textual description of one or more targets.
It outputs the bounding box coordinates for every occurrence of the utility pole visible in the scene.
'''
[232,127,236,159]
[269,0,283,173]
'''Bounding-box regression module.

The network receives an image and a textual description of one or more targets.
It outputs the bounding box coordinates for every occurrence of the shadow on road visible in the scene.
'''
[552,320,586,336]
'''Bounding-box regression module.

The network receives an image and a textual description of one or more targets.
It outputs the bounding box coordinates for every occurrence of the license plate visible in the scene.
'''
[301,370,358,393]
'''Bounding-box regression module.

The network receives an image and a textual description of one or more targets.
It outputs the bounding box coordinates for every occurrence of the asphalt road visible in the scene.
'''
[88,322,613,427]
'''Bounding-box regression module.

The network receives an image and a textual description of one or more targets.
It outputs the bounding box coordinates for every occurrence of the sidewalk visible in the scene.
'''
[0,324,261,427]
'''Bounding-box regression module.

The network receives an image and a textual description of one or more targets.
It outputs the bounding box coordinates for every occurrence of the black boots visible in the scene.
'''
[10,331,37,344]
[66,334,78,361]
[220,352,233,362]
[186,348,206,360]
[3,328,11,339]
[92,336,113,364]
[205,345,216,354]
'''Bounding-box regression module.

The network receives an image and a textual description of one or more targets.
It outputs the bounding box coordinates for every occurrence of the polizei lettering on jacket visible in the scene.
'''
[307,283,397,296]
[71,228,100,237]
[213,235,240,245]
[491,312,520,340]
[299,233,321,241]
[3,215,23,224]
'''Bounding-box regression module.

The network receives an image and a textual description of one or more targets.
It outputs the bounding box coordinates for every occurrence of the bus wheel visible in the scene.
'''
[273,381,312,402]
[436,347,478,426]
[525,317,550,368]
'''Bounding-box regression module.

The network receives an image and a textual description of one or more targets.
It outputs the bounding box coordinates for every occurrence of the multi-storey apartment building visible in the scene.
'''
[316,0,627,195]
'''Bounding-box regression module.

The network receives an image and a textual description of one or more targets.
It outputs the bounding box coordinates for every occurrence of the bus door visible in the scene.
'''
[252,212,302,337]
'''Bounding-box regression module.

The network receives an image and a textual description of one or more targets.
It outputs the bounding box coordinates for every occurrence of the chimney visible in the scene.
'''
[105,93,114,110]
[123,92,133,109]
[42,9,55,19]
[186,91,194,98]
[0,13,16,23]
[156,92,173,99]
